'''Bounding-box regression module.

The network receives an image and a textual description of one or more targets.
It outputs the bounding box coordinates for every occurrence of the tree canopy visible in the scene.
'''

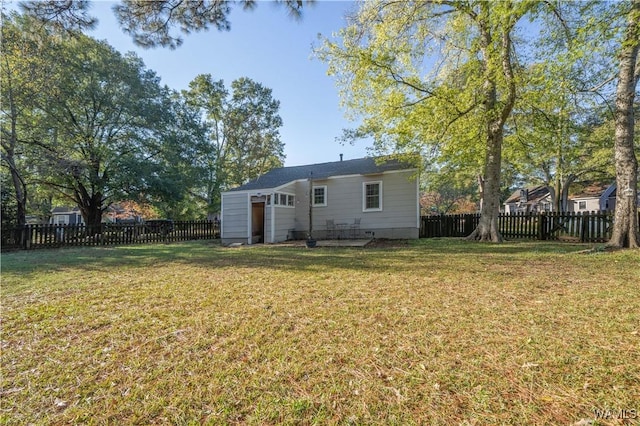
[20,0,310,49]
[182,74,285,214]
[317,0,542,241]
[317,0,639,244]
[1,10,286,225]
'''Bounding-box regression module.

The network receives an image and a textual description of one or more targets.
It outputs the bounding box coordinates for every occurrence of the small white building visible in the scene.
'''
[220,156,420,245]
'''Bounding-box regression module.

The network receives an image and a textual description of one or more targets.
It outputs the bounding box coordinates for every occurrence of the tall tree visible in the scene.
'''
[0,13,55,226]
[182,74,285,214]
[182,74,229,216]
[224,77,285,187]
[505,74,614,212]
[318,0,540,242]
[503,1,627,214]
[21,0,309,49]
[29,33,181,229]
[608,0,640,248]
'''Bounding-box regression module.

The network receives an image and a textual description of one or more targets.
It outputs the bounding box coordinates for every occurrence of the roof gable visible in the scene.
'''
[52,206,81,214]
[226,156,417,192]
[504,185,551,204]
[570,182,614,199]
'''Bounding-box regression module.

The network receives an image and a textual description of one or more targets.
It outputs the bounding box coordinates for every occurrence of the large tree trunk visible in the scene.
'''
[76,188,105,236]
[607,0,640,249]
[467,125,504,242]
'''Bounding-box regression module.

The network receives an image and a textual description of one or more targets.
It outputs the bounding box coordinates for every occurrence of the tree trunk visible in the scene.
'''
[5,86,28,226]
[467,7,516,243]
[467,126,504,242]
[7,155,27,226]
[607,0,640,249]
[78,191,105,236]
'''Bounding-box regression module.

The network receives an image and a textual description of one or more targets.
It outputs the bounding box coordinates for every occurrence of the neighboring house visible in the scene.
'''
[504,185,554,214]
[569,182,617,212]
[50,207,85,225]
[104,203,144,223]
[220,156,420,245]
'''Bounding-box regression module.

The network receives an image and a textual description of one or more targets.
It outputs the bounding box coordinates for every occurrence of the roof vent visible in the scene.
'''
[340,153,343,162]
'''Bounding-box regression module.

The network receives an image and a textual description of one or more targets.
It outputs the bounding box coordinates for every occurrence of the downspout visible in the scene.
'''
[247,193,251,244]
[308,172,314,242]
[271,192,275,243]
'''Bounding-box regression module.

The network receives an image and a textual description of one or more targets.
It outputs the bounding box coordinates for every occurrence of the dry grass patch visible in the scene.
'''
[1,240,639,425]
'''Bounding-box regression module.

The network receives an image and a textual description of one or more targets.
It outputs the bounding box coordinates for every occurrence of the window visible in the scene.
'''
[578,201,586,210]
[266,195,271,206]
[363,181,382,211]
[272,192,294,207]
[313,185,327,206]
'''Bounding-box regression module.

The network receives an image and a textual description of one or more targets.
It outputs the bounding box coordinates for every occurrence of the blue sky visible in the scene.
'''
[85,0,369,167]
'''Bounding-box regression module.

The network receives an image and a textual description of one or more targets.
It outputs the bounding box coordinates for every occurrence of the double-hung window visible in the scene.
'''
[363,181,382,212]
[313,185,327,207]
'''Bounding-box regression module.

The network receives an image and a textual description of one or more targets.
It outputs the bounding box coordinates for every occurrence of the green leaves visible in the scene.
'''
[182,74,285,214]
[21,0,310,50]
[318,0,636,232]
[1,12,211,224]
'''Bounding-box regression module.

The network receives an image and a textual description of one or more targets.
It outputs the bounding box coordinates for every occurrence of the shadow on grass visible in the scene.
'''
[1,238,596,279]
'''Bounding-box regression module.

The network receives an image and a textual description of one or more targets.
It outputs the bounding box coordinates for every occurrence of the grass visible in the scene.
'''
[1,239,639,425]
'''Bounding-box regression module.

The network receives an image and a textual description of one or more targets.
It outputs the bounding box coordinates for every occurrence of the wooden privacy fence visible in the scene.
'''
[420,211,637,243]
[1,220,220,251]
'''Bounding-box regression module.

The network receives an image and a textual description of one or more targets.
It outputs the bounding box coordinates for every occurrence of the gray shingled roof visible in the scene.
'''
[504,185,550,204]
[227,156,416,192]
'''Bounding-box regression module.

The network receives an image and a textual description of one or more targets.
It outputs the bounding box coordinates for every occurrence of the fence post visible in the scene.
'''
[537,212,546,240]
[580,211,588,243]
[21,225,30,250]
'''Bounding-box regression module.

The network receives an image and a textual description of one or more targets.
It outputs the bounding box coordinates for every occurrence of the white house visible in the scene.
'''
[569,182,617,212]
[503,185,554,214]
[50,206,85,225]
[220,156,420,245]
[504,182,636,214]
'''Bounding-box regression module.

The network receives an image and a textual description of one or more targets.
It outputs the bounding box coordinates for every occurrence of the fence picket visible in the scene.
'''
[418,211,625,243]
[1,220,220,251]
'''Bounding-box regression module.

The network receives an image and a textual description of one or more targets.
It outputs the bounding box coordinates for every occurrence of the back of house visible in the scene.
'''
[221,156,420,245]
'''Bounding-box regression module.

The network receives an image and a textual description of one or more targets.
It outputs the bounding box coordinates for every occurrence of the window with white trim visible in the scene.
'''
[271,192,295,208]
[363,181,382,211]
[578,201,586,210]
[313,185,327,207]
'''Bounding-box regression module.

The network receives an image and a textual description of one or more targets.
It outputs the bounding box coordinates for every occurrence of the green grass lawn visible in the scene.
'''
[2,239,639,425]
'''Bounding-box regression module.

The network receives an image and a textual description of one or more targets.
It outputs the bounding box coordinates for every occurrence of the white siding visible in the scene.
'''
[294,170,419,239]
[221,192,249,243]
[222,169,420,243]
[571,198,600,212]
[273,206,296,242]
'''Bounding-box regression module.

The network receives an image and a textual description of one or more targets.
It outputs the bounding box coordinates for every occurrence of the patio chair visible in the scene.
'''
[349,218,361,239]
[326,219,336,239]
